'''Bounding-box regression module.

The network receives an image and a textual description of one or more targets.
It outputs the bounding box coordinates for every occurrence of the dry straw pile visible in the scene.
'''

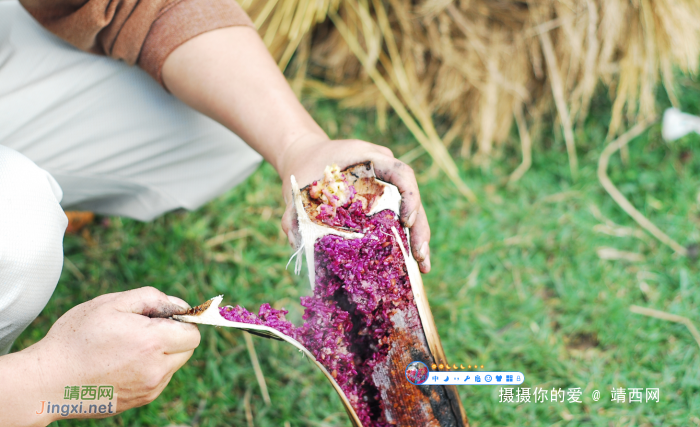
[240,0,700,194]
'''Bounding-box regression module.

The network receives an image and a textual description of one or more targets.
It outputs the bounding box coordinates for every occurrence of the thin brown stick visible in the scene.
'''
[539,30,578,180]
[205,229,251,247]
[252,0,280,28]
[572,0,599,123]
[597,116,687,255]
[244,389,255,427]
[630,305,700,350]
[291,34,310,97]
[63,256,85,281]
[245,332,272,406]
[288,0,311,40]
[596,247,645,262]
[261,0,292,46]
[399,145,426,164]
[277,30,305,72]
[523,17,565,38]
[508,103,532,183]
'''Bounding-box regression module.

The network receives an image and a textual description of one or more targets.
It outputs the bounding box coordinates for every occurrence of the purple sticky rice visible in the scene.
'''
[219,303,297,338]
[219,182,412,426]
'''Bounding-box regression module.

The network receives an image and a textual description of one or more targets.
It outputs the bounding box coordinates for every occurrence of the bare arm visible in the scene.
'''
[163,27,325,172]
[161,27,432,272]
[0,346,58,427]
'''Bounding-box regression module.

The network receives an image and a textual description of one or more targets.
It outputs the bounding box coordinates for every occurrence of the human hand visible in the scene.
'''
[279,134,432,273]
[33,287,200,421]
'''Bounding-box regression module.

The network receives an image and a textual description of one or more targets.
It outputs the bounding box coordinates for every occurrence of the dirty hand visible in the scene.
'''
[24,287,200,423]
[278,134,432,273]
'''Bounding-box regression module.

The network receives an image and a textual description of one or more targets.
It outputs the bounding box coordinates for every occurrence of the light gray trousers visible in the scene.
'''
[0,1,263,354]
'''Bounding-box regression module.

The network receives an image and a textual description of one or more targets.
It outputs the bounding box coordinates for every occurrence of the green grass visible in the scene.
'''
[17,79,700,426]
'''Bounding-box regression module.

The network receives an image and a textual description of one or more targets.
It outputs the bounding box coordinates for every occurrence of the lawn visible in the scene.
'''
[18,78,700,426]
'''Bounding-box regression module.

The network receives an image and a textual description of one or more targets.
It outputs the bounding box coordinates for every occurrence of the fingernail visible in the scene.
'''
[418,241,428,260]
[406,210,418,228]
[167,295,191,309]
[287,230,296,248]
[420,256,431,273]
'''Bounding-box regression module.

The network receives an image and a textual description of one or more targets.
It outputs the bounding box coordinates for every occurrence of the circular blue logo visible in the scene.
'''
[405,361,429,385]
[485,375,493,382]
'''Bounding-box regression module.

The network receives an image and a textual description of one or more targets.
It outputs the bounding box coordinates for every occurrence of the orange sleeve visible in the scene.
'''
[19,0,254,86]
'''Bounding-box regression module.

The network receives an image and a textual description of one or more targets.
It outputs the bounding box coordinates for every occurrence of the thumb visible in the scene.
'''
[115,287,191,318]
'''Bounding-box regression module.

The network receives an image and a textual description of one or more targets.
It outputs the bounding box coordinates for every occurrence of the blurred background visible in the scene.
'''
[18,0,700,425]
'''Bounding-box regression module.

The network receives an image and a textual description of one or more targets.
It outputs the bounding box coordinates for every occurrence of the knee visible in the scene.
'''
[0,146,67,342]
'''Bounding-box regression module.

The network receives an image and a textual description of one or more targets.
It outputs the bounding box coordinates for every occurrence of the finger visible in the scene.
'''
[150,318,201,354]
[410,205,431,273]
[375,144,395,158]
[140,352,193,405]
[281,203,292,235]
[114,287,190,318]
[417,241,431,273]
[144,351,193,403]
[140,361,182,408]
[166,295,191,310]
[281,202,300,248]
[165,348,196,371]
[370,157,422,227]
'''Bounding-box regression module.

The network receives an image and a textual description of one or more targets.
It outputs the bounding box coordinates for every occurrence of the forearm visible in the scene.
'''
[0,344,59,426]
[161,26,432,270]
[161,26,328,173]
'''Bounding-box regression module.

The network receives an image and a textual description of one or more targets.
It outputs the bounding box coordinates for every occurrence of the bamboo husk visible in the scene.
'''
[240,0,700,183]
[176,163,468,426]
[291,162,467,425]
[174,295,366,425]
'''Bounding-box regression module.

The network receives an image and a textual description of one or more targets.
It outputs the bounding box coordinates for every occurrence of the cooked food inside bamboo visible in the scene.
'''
[218,167,416,426]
